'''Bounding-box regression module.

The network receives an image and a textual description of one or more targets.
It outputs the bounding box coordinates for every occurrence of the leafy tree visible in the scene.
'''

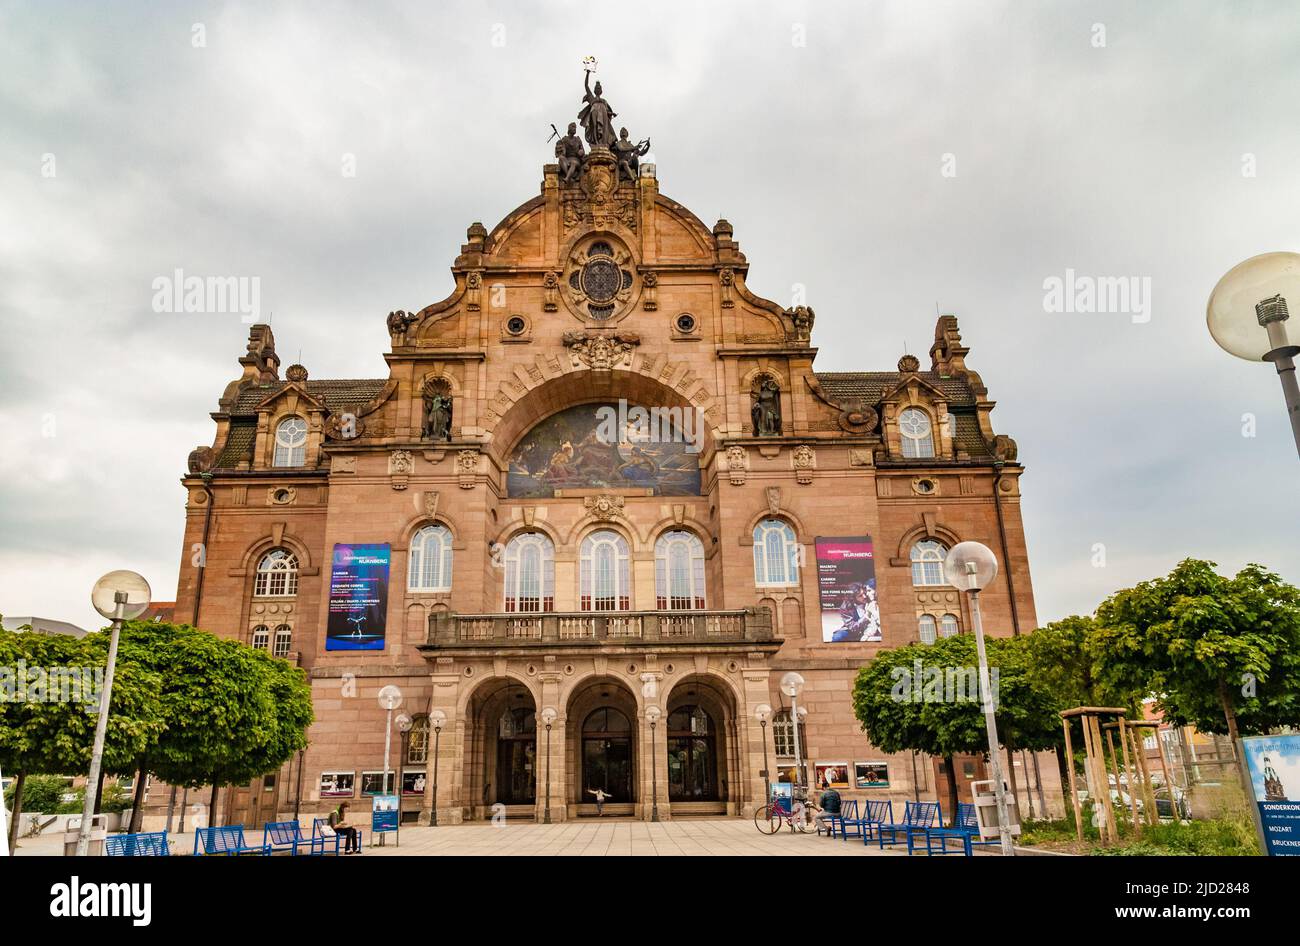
[852,633,1065,820]
[1091,559,1300,741]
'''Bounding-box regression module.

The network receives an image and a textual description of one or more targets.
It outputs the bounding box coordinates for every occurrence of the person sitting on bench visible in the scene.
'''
[812,786,842,836]
[329,802,361,854]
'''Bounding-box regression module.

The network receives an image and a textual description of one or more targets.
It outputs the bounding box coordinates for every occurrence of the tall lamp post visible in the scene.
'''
[429,709,446,826]
[779,672,806,821]
[377,686,403,847]
[755,703,773,808]
[540,707,557,824]
[1208,252,1300,458]
[396,713,412,836]
[646,706,661,822]
[79,571,151,856]
[944,541,1014,856]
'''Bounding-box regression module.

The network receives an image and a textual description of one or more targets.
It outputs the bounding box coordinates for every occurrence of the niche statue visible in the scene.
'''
[422,383,452,441]
[750,378,782,437]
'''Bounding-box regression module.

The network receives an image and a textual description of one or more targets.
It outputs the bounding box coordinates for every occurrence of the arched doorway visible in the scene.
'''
[666,704,718,801]
[462,679,539,819]
[566,676,638,815]
[497,705,537,805]
[581,707,633,802]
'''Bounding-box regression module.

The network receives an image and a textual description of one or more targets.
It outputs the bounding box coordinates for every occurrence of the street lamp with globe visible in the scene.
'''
[79,570,151,856]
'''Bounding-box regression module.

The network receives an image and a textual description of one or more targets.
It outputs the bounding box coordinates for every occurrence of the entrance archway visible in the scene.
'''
[665,674,739,814]
[462,679,538,819]
[565,676,639,815]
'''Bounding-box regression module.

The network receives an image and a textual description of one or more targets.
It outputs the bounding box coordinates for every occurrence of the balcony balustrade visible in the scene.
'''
[425,608,775,649]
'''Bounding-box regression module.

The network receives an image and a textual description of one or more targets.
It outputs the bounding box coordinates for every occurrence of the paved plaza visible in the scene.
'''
[12,818,909,857]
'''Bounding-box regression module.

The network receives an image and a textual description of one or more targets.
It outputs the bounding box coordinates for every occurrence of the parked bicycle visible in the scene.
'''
[755,790,811,834]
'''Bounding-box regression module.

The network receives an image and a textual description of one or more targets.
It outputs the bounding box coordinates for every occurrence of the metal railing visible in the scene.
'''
[427,608,774,647]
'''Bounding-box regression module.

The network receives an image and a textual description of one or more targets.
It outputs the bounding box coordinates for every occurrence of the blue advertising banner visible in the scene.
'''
[1242,733,1300,856]
[371,794,399,834]
[325,543,390,651]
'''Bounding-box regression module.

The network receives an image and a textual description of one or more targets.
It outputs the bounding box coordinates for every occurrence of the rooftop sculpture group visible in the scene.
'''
[552,60,649,185]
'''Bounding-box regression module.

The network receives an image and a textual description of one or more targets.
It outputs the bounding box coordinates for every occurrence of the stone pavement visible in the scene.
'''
[11,818,910,857]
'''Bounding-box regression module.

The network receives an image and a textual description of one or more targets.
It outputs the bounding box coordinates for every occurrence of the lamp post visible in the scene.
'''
[780,672,806,822]
[1208,252,1300,457]
[396,713,412,841]
[429,709,446,826]
[79,571,151,856]
[376,686,402,847]
[944,541,1014,856]
[646,706,661,822]
[540,707,557,824]
[755,703,773,808]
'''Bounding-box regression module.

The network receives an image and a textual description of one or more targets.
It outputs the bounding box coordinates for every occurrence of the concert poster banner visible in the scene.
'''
[815,536,882,643]
[325,543,391,651]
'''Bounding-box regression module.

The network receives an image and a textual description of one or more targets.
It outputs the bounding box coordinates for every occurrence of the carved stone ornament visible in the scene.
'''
[187,445,215,473]
[285,363,309,383]
[324,411,364,441]
[561,148,637,233]
[267,486,297,506]
[331,455,357,474]
[466,271,483,311]
[584,494,625,520]
[642,270,658,311]
[786,305,815,343]
[837,401,878,435]
[719,268,735,308]
[765,486,781,515]
[456,449,478,489]
[389,449,413,490]
[424,490,439,520]
[993,434,1019,462]
[792,444,816,485]
[387,310,418,336]
[898,354,921,374]
[562,330,640,370]
[543,271,560,312]
[725,444,749,486]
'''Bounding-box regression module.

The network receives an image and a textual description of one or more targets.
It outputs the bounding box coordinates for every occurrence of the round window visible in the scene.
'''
[506,316,527,335]
[676,313,696,333]
[581,258,621,303]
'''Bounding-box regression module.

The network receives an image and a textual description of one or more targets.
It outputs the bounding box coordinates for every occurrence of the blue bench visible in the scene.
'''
[263,820,322,855]
[193,825,271,856]
[824,798,858,838]
[853,799,894,843]
[876,800,941,854]
[312,817,364,855]
[106,830,169,856]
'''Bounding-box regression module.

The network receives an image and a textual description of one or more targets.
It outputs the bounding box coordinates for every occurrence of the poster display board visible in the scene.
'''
[1242,733,1300,856]
[326,543,390,651]
[815,537,882,642]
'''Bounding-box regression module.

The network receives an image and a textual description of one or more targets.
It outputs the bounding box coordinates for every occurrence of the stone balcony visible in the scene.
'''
[423,608,777,651]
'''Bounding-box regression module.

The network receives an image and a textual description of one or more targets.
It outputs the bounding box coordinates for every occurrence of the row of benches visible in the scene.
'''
[821,800,995,856]
[105,819,362,856]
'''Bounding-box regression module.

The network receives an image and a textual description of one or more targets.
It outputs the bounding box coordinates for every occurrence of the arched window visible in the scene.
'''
[753,519,800,587]
[273,416,308,467]
[655,530,706,609]
[409,524,453,593]
[940,614,959,638]
[910,539,948,587]
[251,625,269,650]
[918,614,937,644]
[771,710,807,759]
[273,625,292,658]
[407,715,429,765]
[899,407,935,459]
[580,530,630,611]
[254,549,299,597]
[503,532,554,613]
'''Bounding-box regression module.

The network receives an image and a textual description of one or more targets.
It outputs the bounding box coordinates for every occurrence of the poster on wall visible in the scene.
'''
[775,763,807,786]
[325,543,390,651]
[402,771,427,796]
[815,763,850,790]
[319,771,355,798]
[815,536,882,643]
[1242,734,1300,856]
[855,762,890,789]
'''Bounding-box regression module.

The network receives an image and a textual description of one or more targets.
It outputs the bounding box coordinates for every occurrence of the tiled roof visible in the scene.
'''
[228,379,389,414]
[815,371,977,406]
[950,412,993,457]
[215,421,257,468]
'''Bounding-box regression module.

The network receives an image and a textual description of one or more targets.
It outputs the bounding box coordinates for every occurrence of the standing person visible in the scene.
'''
[587,787,611,816]
[329,801,361,855]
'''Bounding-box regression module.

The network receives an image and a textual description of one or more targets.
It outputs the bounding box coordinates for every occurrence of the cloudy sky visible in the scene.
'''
[2,0,1297,633]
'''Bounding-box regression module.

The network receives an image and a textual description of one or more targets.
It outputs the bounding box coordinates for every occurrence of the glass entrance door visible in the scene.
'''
[496,707,536,805]
[667,705,718,801]
[581,707,634,804]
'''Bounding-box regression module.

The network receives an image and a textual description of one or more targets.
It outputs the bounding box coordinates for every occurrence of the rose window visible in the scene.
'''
[564,239,636,321]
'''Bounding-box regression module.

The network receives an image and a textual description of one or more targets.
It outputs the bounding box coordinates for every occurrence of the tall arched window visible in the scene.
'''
[899,407,935,458]
[772,710,807,758]
[910,539,948,586]
[503,532,554,613]
[273,416,308,467]
[273,625,292,658]
[753,519,800,587]
[940,614,959,638]
[918,614,937,644]
[251,625,269,650]
[409,524,453,593]
[254,549,299,597]
[655,530,706,609]
[580,530,630,611]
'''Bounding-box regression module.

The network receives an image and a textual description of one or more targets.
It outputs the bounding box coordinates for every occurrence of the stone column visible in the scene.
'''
[535,670,567,823]
[739,660,774,818]
[421,663,462,825]
[638,669,667,821]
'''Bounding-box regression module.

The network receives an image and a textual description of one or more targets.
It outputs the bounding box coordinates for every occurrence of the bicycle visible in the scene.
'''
[754,796,811,834]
